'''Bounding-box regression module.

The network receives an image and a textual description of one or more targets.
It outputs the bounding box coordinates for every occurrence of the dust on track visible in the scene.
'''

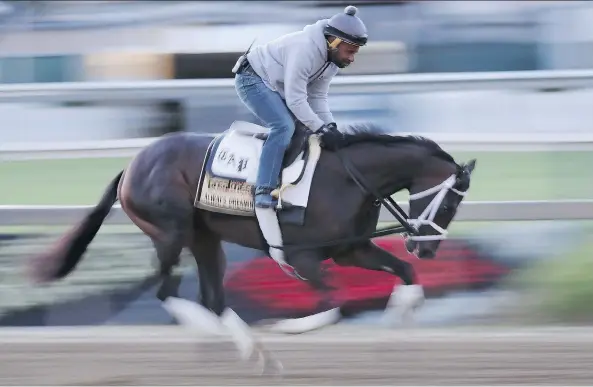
[1,325,593,386]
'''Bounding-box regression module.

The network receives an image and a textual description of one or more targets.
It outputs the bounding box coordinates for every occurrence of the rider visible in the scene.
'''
[232,5,368,209]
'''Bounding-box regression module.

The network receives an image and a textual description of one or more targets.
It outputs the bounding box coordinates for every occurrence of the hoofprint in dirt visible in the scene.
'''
[1,325,593,386]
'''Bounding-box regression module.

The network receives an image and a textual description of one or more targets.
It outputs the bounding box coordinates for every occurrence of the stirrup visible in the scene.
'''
[254,186,277,209]
[271,183,295,210]
[254,186,275,196]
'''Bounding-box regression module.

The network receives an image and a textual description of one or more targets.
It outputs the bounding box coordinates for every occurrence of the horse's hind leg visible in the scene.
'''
[188,231,252,348]
[124,189,212,331]
[147,216,198,326]
[153,235,184,303]
[189,225,283,374]
[188,228,226,315]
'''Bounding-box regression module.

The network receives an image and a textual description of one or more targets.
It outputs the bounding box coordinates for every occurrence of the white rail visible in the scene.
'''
[0,69,592,103]
[2,200,592,226]
[2,69,593,159]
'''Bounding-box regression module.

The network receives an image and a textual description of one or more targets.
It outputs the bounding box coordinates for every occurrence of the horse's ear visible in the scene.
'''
[465,158,477,174]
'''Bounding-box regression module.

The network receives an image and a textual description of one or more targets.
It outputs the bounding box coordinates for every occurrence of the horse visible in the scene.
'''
[27,120,476,372]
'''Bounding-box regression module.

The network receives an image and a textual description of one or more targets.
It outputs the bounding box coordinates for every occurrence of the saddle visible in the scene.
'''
[232,120,311,168]
[194,119,321,222]
[194,119,325,275]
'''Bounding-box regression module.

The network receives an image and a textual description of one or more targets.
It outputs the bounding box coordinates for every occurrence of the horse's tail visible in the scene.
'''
[27,170,124,284]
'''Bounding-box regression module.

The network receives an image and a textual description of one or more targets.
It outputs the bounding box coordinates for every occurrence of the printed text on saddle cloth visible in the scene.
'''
[197,128,317,218]
[217,148,250,174]
[210,133,261,182]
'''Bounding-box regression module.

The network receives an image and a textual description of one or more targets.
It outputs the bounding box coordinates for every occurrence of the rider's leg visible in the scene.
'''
[235,72,295,208]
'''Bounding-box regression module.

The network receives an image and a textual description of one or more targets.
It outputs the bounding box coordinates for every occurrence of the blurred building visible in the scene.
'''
[0,1,584,82]
[0,1,591,83]
[1,1,593,142]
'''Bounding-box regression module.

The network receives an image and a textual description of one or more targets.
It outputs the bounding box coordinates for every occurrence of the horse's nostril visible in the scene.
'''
[418,248,435,259]
[405,239,417,254]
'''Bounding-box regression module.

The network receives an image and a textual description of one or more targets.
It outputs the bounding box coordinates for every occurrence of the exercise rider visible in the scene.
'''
[232,5,368,209]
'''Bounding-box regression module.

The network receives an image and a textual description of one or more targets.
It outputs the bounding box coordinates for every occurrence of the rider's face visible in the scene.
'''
[331,40,360,68]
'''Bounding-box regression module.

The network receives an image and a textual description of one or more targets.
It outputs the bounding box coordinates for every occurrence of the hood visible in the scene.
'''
[302,18,330,59]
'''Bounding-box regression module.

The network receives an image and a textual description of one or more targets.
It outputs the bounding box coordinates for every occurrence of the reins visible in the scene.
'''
[265,144,416,252]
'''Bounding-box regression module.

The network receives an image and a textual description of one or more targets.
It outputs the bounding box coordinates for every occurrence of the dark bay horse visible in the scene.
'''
[27,122,476,369]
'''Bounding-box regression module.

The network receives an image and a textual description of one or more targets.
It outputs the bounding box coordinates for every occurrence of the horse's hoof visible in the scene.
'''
[252,349,283,378]
[382,284,425,327]
[264,358,284,379]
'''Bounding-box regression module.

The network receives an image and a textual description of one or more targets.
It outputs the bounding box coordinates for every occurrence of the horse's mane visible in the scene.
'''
[340,122,456,164]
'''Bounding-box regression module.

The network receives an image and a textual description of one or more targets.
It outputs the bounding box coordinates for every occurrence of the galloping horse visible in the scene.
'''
[28,121,476,371]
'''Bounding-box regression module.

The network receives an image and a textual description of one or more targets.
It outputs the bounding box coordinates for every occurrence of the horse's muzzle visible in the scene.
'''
[417,248,436,259]
[405,238,417,255]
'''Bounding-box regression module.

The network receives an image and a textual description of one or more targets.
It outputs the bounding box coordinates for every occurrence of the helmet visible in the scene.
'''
[324,5,368,48]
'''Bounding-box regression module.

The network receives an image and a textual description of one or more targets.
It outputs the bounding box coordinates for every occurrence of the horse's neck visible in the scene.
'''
[346,142,431,197]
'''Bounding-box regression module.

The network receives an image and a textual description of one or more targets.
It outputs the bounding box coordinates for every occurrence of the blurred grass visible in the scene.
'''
[393,150,593,202]
[1,151,592,204]
[503,235,593,324]
[0,157,131,205]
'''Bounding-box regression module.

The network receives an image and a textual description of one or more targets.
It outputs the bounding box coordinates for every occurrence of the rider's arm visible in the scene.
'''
[284,46,326,132]
[308,75,335,125]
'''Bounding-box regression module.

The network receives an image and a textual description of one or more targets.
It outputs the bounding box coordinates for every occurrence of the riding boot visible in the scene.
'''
[254,186,278,208]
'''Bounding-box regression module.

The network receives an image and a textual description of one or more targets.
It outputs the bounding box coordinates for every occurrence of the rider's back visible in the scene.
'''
[246,19,339,100]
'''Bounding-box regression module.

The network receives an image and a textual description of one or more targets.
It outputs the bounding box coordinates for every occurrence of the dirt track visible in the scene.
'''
[1,325,593,386]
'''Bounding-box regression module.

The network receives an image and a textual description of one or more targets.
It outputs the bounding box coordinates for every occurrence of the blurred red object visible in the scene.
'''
[224,236,510,317]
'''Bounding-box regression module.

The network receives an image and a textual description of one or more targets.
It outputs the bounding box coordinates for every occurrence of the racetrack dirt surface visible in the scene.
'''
[1,325,593,386]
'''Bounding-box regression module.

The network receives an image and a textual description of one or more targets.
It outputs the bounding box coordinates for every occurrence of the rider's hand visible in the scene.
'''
[316,122,344,151]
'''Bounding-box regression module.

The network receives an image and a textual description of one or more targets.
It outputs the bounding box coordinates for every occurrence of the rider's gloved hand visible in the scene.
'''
[316,122,344,151]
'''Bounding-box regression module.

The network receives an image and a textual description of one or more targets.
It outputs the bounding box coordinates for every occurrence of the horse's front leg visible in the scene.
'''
[332,241,425,326]
[266,250,342,334]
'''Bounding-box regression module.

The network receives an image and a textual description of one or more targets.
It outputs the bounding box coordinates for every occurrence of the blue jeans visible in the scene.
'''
[234,70,295,195]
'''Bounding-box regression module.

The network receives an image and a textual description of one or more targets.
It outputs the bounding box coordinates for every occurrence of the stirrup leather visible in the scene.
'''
[271,183,296,210]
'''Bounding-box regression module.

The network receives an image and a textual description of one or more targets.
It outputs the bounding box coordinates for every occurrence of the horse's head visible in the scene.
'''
[405,158,476,259]
[334,124,476,258]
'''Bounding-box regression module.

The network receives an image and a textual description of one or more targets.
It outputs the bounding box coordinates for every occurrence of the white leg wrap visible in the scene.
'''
[162,299,255,360]
[162,297,283,375]
[220,307,255,361]
[161,296,225,335]
[382,284,425,326]
[267,308,341,334]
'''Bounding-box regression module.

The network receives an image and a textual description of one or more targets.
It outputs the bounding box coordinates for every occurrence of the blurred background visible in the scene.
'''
[0,0,592,328]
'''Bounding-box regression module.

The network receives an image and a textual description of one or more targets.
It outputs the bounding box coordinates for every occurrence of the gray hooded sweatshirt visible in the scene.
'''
[245,19,339,131]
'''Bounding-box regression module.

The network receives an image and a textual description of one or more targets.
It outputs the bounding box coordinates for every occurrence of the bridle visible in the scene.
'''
[406,174,468,241]
[333,150,470,241]
[266,143,469,279]
[267,142,469,251]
